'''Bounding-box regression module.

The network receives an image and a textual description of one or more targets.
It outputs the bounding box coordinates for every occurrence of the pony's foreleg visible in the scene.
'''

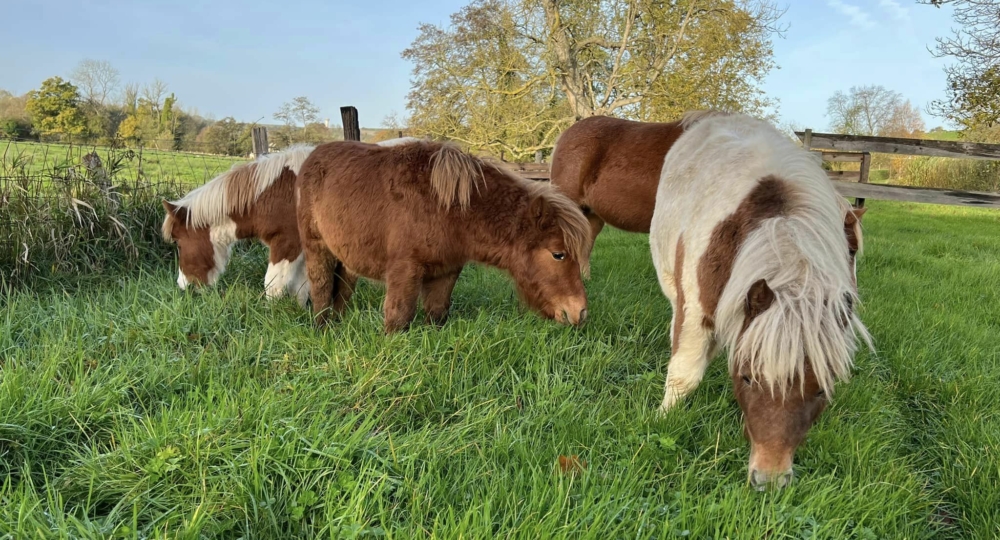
[659,308,715,414]
[420,268,462,326]
[383,262,424,334]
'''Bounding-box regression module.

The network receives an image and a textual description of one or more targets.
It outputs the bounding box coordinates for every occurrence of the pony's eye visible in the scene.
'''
[741,375,752,385]
[552,252,566,261]
[817,389,826,398]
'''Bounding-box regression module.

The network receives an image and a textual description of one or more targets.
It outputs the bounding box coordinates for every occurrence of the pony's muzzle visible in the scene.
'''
[749,468,794,491]
[559,307,587,326]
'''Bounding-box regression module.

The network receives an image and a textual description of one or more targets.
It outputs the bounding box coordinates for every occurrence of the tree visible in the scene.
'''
[401,0,785,158]
[825,85,925,137]
[25,77,86,138]
[70,59,120,107]
[274,97,320,127]
[198,117,252,156]
[919,0,1000,129]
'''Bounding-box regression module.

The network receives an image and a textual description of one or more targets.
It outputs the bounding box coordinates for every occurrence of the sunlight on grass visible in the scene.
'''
[1,201,998,537]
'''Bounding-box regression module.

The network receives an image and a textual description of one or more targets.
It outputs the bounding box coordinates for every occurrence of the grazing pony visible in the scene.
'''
[295,139,592,333]
[549,115,690,258]
[649,111,872,489]
[161,138,422,305]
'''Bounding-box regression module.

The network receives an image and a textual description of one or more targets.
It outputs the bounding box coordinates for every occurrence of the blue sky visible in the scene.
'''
[1,0,958,130]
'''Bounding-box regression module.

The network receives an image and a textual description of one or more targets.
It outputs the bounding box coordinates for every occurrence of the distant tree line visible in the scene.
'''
[0,60,342,156]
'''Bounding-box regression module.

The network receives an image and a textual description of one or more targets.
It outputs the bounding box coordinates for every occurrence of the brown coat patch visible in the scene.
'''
[672,236,685,356]
[550,115,687,234]
[698,176,790,329]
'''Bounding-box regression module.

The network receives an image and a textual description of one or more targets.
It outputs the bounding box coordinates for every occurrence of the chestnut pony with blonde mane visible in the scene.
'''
[161,138,421,305]
[649,111,872,490]
[295,139,592,333]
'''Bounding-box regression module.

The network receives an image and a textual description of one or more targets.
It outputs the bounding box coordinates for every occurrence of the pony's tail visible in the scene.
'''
[429,143,485,211]
[714,217,873,398]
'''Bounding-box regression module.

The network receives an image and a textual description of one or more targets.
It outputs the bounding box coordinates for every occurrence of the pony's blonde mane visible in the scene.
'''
[426,143,592,276]
[163,143,315,232]
[697,115,873,397]
[429,142,485,211]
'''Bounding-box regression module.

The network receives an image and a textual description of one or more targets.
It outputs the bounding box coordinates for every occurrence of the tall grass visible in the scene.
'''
[888,156,1000,193]
[0,141,196,288]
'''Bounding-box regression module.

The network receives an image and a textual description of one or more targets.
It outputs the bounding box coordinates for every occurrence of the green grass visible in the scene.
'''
[2,201,999,538]
[1,138,246,188]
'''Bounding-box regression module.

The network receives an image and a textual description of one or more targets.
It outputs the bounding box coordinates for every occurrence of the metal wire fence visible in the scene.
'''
[0,137,249,288]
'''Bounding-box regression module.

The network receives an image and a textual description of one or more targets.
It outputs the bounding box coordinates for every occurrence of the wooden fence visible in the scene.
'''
[250,107,1000,210]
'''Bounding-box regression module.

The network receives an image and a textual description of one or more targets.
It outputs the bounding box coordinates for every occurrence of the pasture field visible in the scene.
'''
[2,201,999,538]
[0,138,247,188]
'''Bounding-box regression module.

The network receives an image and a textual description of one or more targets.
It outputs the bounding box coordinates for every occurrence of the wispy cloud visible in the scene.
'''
[827,0,876,29]
[878,0,911,22]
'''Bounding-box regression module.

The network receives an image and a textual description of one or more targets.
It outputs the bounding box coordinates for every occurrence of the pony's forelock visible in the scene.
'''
[524,180,594,278]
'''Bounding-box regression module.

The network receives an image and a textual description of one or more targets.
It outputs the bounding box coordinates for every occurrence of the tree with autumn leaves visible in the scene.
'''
[25,77,87,140]
[401,0,786,159]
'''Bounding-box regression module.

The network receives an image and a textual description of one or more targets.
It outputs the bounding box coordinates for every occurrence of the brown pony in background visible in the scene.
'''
[295,140,593,333]
[549,115,689,253]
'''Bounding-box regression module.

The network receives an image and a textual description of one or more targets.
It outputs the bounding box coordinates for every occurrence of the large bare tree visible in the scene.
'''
[70,59,120,107]
[825,85,925,137]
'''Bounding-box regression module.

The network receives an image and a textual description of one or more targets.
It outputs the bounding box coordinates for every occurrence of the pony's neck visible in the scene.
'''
[463,182,530,272]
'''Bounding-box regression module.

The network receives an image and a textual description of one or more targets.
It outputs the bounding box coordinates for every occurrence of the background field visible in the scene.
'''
[2,200,999,538]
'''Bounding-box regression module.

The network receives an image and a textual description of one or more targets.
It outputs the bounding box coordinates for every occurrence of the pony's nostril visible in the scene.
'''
[776,471,793,489]
[579,308,588,323]
[750,469,764,490]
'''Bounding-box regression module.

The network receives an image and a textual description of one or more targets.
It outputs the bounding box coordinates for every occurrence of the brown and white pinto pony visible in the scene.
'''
[649,111,872,490]
[549,115,689,257]
[295,139,593,333]
[161,138,421,306]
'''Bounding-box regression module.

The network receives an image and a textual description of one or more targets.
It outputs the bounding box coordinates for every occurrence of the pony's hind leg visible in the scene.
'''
[660,312,715,414]
[383,261,424,334]
[301,235,339,328]
[331,264,358,315]
[420,269,462,326]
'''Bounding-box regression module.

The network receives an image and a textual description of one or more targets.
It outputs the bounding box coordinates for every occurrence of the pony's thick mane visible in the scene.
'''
[427,143,592,275]
[163,143,315,233]
[429,142,485,211]
[701,115,873,397]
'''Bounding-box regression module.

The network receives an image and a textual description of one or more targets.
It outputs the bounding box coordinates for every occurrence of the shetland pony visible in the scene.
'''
[295,139,593,333]
[161,138,422,305]
[549,115,689,259]
[649,111,872,489]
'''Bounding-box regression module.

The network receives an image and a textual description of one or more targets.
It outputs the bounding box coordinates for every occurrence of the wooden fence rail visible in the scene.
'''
[250,109,1000,210]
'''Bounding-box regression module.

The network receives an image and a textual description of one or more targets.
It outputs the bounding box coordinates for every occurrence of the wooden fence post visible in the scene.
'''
[341,106,361,141]
[251,126,268,156]
[856,152,871,208]
[398,130,403,139]
[803,128,812,150]
[535,150,543,163]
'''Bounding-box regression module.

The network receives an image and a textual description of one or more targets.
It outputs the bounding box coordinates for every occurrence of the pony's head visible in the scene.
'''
[428,144,592,326]
[508,181,593,326]
[727,204,871,490]
[161,200,233,290]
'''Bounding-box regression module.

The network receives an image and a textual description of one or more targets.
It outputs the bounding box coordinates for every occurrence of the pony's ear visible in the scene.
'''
[845,206,866,225]
[745,279,776,321]
[527,194,550,225]
[162,200,178,215]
